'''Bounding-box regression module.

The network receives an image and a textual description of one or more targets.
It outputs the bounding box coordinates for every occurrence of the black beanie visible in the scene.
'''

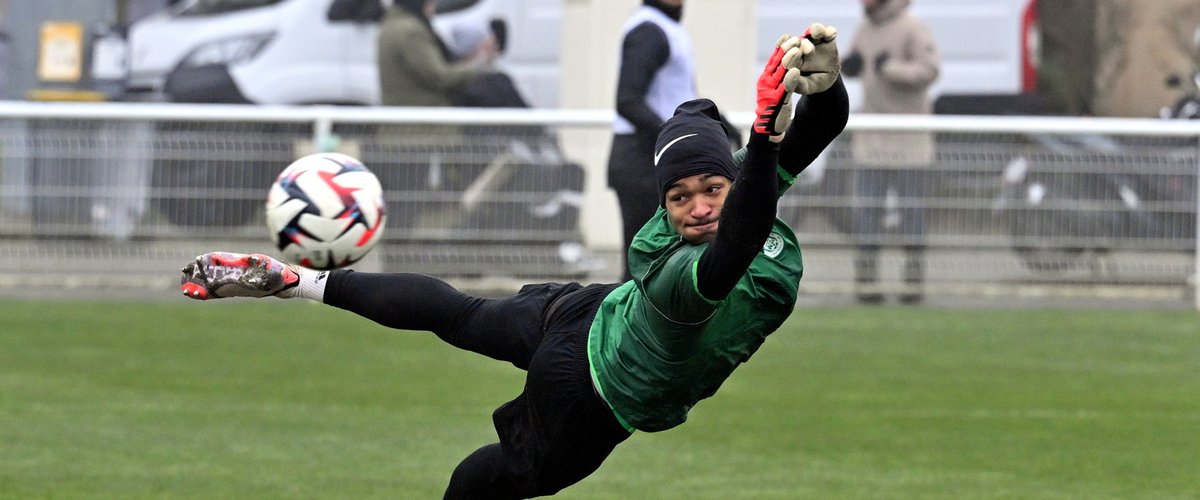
[644,0,683,21]
[654,99,739,206]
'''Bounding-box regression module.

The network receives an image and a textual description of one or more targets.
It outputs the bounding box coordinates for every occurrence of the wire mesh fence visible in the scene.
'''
[0,103,1196,306]
[785,126,1196,304]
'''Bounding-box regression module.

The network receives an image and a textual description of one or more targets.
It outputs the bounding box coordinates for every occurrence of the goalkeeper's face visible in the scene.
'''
[664,173,731,244]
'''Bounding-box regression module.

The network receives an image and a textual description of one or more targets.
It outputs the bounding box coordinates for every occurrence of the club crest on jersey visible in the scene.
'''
[762,232,785,258]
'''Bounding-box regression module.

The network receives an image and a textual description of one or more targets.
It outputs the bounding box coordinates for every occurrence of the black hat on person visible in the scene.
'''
[654,99,739,206]
[644,0,683,21]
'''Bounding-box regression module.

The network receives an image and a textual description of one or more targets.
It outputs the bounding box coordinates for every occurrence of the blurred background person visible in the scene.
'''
[605,0,694,281]
[376,0,498,108]
[840,0,939,305]
[374,0,544,238]
[1039,0,1200,118]
[445,19,534,110]
[1092,0,1200,119]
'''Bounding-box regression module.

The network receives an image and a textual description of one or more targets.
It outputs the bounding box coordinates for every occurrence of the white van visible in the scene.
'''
[125,0,560,106]
[128,0,1038,112]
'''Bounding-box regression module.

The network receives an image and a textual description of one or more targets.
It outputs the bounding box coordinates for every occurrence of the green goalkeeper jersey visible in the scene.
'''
[587,154,803,432]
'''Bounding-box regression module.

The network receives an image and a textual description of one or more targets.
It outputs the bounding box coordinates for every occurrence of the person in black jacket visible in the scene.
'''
[606,0,696,281]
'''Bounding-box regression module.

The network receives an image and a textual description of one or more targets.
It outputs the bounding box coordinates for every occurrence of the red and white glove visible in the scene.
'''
[754,34,811,140]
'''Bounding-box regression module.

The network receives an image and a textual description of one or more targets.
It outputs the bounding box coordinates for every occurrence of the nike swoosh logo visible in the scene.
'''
[654,133,699,166]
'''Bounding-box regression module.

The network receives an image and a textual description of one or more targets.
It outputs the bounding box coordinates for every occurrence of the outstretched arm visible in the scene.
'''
[778,23,849,181]
[729,24,848,192]
[693,34,810,301]
[777,76,849,180]
[695,134,780,301]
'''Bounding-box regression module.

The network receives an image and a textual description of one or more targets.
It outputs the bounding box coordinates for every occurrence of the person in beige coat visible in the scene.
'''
[1092,0,1200,118]
[840,0,940,304]
[1039,0,1200,118]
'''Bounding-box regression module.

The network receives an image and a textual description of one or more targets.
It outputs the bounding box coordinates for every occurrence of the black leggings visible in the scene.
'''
[323,272,631,498]
[323,270,562,368]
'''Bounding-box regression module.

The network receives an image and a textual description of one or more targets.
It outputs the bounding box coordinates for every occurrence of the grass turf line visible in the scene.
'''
[0,301,1196,499]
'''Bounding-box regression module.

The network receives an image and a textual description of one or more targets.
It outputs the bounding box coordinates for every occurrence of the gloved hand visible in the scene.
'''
[874,52,890,74]
[754,33,809,140]
[841,51,864,78]
[788,23,840,95]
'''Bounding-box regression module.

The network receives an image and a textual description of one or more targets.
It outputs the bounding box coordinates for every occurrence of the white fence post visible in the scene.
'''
[1195,135,1200,311]
[312,107,335,154]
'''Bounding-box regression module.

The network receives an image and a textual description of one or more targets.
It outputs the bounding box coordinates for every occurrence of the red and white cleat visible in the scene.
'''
[180,252,299,300]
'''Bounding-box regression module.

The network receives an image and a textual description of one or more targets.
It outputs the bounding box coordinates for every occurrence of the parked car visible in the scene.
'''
[129,0,1041,111]
[125,0,561,106]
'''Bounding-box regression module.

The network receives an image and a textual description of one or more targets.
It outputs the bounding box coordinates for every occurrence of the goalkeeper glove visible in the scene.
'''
[754,33,809,140]
[874,52,890,74]
[788,23,841,95]
[841,51,864,78]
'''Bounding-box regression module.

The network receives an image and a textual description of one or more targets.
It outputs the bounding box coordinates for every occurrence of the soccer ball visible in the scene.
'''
[265,153,386,270]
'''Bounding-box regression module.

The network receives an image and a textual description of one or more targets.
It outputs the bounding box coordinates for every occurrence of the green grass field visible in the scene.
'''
[1,300,1197,499]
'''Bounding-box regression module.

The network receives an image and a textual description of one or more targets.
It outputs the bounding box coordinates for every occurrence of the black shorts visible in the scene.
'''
[491,282,631,494]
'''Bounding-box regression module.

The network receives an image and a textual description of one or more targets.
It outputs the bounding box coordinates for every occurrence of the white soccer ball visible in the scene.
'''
[265,153,386,270]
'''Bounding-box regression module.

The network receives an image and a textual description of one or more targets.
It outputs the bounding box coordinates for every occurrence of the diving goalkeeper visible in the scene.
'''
[179,24,847,499]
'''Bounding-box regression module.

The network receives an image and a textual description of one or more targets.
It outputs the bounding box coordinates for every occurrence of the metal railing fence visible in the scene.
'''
[0,101,1196,307]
